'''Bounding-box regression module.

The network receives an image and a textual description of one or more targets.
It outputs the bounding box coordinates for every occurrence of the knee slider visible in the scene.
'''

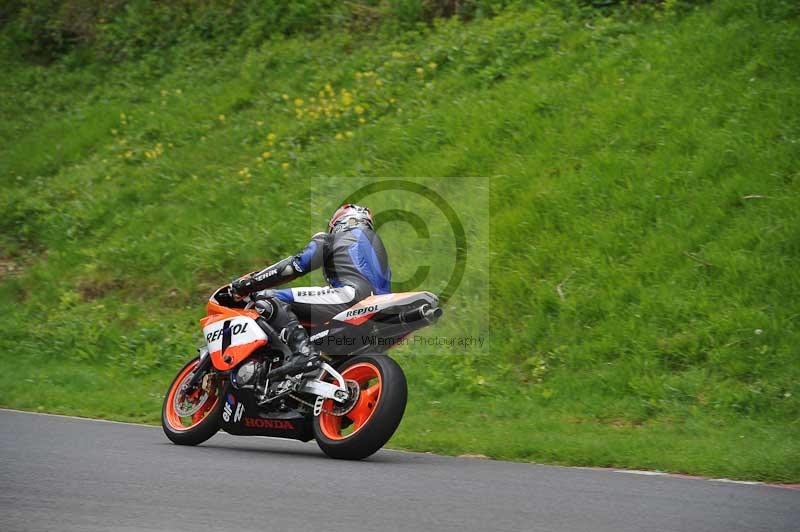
[258,296,291,324]
[254,298,275,320]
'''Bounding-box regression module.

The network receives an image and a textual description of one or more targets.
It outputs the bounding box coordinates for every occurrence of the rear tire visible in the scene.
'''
[161,358,222,446]
[313,355,407,460]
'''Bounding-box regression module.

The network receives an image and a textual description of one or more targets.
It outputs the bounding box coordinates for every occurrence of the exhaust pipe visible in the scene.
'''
[397,304,442,325]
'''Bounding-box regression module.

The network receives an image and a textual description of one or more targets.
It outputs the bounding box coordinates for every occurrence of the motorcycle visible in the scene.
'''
[161,285,442,460]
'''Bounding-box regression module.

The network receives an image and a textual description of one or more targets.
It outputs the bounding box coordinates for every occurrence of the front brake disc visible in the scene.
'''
[174,371,209,417]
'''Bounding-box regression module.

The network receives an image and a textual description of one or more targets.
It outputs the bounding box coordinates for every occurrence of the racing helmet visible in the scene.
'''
[328,204,373,234]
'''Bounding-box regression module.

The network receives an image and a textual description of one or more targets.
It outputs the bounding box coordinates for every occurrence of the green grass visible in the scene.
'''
[1,0,799,481]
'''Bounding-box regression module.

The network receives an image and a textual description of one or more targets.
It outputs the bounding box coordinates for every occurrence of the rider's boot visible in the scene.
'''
[255,295,321,379]
[270,325,321,379]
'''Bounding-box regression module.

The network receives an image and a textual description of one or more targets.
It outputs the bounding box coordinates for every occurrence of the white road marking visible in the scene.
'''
[713,478,765,486]
[0,407,159,428]
[614,470,666,476]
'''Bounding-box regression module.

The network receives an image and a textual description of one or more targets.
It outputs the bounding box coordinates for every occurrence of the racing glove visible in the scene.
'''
[230,275,256,298]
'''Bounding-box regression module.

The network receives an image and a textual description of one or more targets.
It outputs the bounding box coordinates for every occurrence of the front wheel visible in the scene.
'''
[162,357,222,446]
[313,355,407,460]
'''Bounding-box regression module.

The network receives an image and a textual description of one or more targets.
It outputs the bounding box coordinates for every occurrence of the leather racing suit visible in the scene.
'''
[232,222,391,361]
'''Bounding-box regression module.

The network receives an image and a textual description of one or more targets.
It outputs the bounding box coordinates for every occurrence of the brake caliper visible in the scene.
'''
[201,373,215,393]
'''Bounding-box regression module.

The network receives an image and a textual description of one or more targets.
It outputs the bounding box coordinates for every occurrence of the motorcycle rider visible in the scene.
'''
[230,204,391,376]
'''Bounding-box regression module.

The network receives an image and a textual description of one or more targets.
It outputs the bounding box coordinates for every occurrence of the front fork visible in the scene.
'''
[187,347,213,389]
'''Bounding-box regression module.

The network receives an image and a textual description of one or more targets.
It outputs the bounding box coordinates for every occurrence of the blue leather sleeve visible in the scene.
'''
[347,229,392,294]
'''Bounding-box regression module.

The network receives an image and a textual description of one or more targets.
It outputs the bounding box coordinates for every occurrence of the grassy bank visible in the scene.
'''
[1,0,798,481]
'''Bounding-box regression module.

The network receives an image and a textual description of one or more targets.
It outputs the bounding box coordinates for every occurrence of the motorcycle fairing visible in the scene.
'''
[331,291,439,326]
[219,385,314,442]
[308,291,440,356]
[201,305,268,372]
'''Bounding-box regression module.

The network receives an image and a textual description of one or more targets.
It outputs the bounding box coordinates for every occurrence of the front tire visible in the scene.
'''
[313,355,407,460]
[162,357,222,446]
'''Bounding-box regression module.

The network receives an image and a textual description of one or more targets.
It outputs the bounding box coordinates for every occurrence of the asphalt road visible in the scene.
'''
[0,409,797,532]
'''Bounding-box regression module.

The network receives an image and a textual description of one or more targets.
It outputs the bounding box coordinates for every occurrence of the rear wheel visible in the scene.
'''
[313,355,407,460]
[162,357,222,446]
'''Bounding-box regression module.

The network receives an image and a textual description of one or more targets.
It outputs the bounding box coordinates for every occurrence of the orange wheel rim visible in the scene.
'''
[319,362,382,441]
[165,360,219,432]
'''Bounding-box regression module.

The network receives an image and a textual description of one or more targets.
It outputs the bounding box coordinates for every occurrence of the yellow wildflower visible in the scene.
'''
[281,162,290,171]
[218,114,226,122]
[345,131,354,138]
[416,67,425,76]
[267,132,277,144]
[282,94,289,100]
[358,117,366,124]
[428,62,438,70]
[294,98,304,107]
[341,91,353,106]
[262,151,272,159]
[392,51,403,59]
[354,105,365,115]
[335,132,343,140]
